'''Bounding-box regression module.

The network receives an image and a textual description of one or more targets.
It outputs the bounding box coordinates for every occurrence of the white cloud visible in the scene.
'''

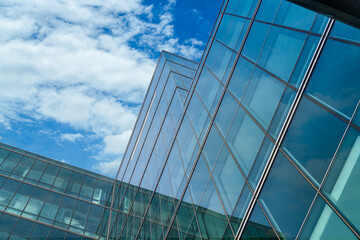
[93,159,121,176]
[103,130,132,155]
[60,133,84,143]
[0,0,203,176]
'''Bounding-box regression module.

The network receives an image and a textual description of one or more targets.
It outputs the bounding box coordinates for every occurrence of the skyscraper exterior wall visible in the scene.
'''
[114,0,360,239]
[0,0,360,239]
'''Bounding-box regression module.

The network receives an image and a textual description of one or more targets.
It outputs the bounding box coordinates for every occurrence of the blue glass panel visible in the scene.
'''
[12,156,35,180]
[0,152,22,174]
[300,196,357,239]
[205,40,236,82]
[258,151,316,239]
[30,223,50,239]
[289,35,320,88]
[322,127,360,231]
[242,67,286,129]
[39,191,61,221]
[0,213,18,232]
[187,92,210,142]
[282,97,347,184]
[226,107,265,176]
[212,143,245,214]
[196,66,223,116]
[24,188,48,217]
[306,39,360,119]
[242,21,270,63]
[8,183,34,211]
[203,125,224,171]
[268,87,297,140]
[225,0,255,18]
[0,148,10,165]
[274,1,316,31]
[216,14,248,50]
[0,179,20,206]
[354,108,360,127]
[255,0,281,23]
[311,14,329,34]
[330,20,360,44]
[258,26,307,81]
[242,203,279,239]
[188,155,210,206]
[215,92,239,137]
[48,228,66,239]
[228,57,255,102]
[12,218,34,237]
[248,137,274,189]
[231,185,252,228]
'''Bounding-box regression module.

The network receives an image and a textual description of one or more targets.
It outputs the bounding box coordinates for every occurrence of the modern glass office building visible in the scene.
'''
[1,0,360,239]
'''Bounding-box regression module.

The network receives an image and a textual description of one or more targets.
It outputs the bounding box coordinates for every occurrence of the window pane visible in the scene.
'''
[203,125,224,171]
[39,191,62,220]
[206,40,236,82]
[53,168,72,192]
[311,14,329,34]
[322,127,360,231]
[12,156,35,180]
[268,87,297,140]
[228,57,255,102]
[39,164,59,187]
[225,0,256,18]
[212,143,245,214]
[12,218,34,237]
[255,0,281,23]
[24,187,48,216]
[188,154,210,206]
[29,223,50,239]
[8,183,34,211]
[248,137,274,189]
[242,203,279,239]
[274,1,316,31]
[216,14,248,50]
[0,148,10,166]
[66,171,84,196]
[306,39,360,118]
[289,35,320,88]
[300,196,357,239]
[0,179,20,207]
[257,26,307,81]
[226,107,265,176]
[242,21,270,62]
[0,152,22,174]
[55,196,76,227]
[258,151,316,239]
[330,20,360,44]
[242,67,286,129]
[25,161,47,183]
[195,66,223,116]
[80,175,96,199]
[282,97,347,183]
[215,92,239,137]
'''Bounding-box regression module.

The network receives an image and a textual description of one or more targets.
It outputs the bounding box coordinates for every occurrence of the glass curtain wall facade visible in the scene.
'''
[114,0,360,239]
[0,0,359,239]
[0,142,114,240]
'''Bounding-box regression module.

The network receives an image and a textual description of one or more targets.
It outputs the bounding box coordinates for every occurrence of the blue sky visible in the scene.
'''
[0,0,222,177]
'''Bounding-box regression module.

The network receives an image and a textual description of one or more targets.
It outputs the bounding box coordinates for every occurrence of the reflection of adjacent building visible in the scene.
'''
[1,0,360,239]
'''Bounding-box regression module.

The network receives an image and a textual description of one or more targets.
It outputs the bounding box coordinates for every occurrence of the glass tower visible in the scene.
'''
[1,0,360,239]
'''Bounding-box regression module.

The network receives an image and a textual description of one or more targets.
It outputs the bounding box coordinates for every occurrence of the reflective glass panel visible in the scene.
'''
[228,57,255,102]
[306,39,360,118]
[242,21,270,62]
[226,107,265,176]
[282,97,347,183]
[322,127,360,231]
[258,25,307,81]
[242,203,279,239]
[274,1,316,31]
[330,20,360,44]
[242,67,286,129]
[255,0,281,23]
[225,0,255,18]
[299,196,357,239]
[258,151,316,239]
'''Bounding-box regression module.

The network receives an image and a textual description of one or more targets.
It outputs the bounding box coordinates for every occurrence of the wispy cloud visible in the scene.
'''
[59,133,84,143]
[0,0,203,176]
